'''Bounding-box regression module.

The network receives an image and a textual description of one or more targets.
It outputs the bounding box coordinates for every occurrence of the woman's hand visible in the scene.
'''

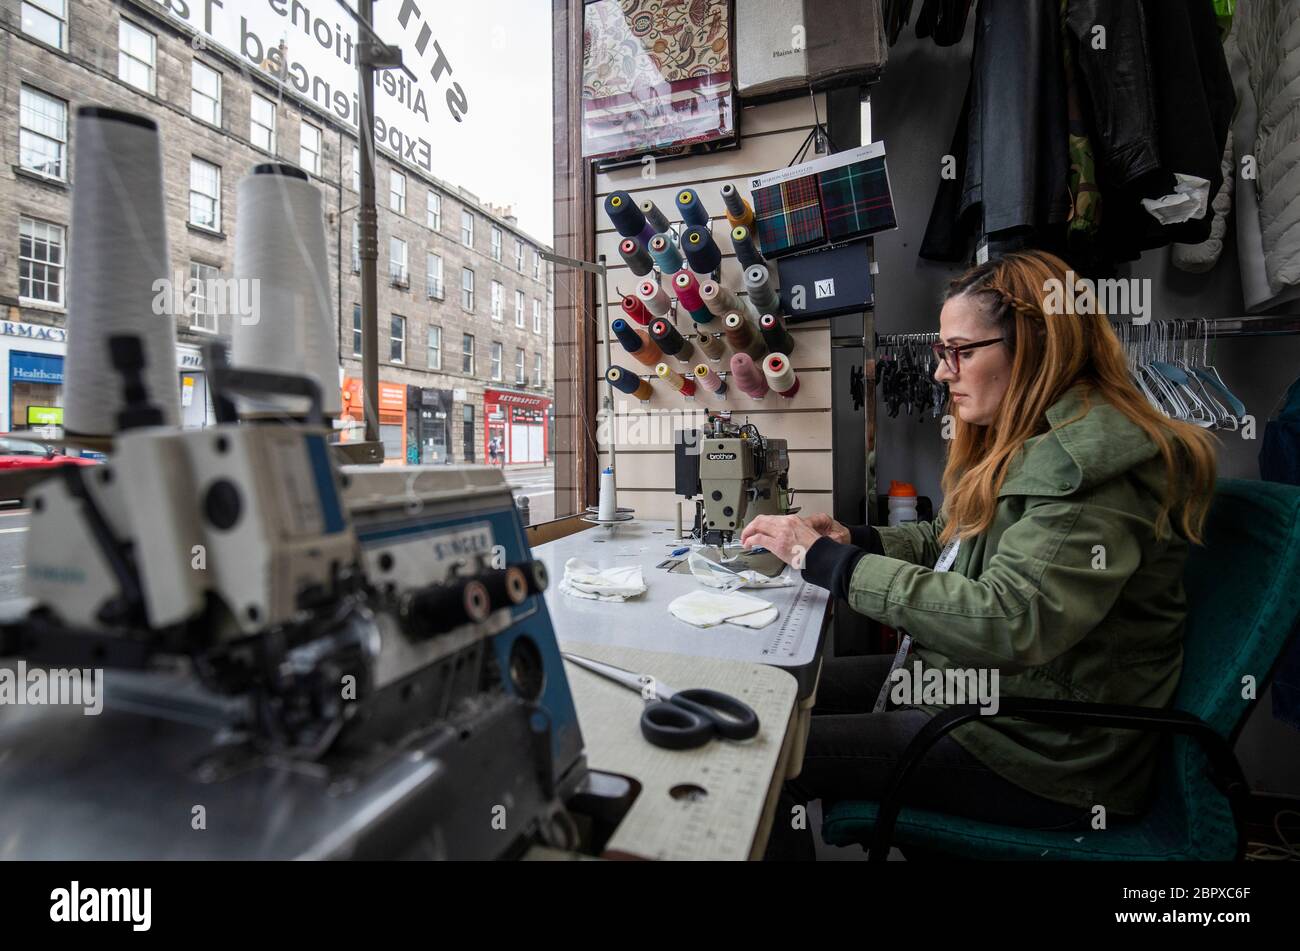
[801,512,851,545]
[740,514,824,569]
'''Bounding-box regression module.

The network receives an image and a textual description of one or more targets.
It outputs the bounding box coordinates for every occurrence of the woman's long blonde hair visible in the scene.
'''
[938,250,1217,545]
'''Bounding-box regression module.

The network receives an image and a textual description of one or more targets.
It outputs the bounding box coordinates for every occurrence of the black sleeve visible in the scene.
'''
[802,537,868,601]
[847,525,885,554]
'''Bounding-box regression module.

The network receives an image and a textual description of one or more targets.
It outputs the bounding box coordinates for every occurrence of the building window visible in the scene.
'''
[389,237,408,287]
[427,324,442,370]
[391,315,406,363]
[250,93,276,153]
[490,281,503,321]
[533,249,542,280]
[533,299,542,334]
[426,252,443,299]
[351,221,360,273]
[533,352,543,386]
[390,170,406,214]
[461,268,474,311]
[515,348,526,384]
[491,226,502,262]
[462,333,475,374]
[461,210,474,248]
[515,240,525,272]
[352,304,362,356]
[21,0,66,50]
[351,146,359,192]
[118,19,156,94]
[190,60,221,126]
[490,342,503,381]
[300,122,321,175]
[515,290,525,328]
[189,158,221,232]
[18,216,64,306]
[188,262,221,332]
[427,190,441,230]
[18,86,67,181]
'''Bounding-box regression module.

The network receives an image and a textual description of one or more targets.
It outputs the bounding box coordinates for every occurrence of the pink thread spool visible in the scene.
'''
[729,352,769,399]
[763,352,799,397]
[693,363,727,398]
[671,269,705,312]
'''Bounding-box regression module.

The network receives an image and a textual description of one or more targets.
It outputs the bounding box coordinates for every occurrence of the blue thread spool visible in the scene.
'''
[648,232,684,273]
[681,225,722,275]
[604,191,647,238]
[676,187,709,226]
[731,225,765,270]
[612,318,644,353]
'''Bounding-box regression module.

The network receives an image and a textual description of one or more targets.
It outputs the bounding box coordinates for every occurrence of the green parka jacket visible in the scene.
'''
[855,384,1197,815]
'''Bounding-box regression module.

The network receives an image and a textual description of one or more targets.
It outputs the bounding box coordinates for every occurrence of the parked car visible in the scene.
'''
[0,436,98,471]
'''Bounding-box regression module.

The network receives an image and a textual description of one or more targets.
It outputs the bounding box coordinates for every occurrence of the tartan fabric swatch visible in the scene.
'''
[816,158,896,241]
[752,174,825,257]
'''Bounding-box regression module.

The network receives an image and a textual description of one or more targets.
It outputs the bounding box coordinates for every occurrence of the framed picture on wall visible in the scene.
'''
[581,0,738,164]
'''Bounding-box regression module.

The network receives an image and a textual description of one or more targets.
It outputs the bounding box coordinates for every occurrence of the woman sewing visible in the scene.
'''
[742,249,1218,859]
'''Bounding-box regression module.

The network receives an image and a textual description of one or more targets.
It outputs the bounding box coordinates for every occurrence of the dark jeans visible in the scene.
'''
[765,655,1088,860]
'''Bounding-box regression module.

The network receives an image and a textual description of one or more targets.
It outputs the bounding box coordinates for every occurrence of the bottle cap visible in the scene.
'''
[889,480,917,497]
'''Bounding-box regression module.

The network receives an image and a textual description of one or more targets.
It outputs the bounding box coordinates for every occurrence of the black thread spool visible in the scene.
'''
[760,313,796,356]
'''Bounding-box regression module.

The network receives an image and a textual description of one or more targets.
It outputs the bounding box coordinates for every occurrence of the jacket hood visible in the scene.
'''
[998,384,1161,498]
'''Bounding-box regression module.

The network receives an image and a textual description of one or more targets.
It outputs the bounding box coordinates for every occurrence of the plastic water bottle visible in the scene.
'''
[887,480,918,526]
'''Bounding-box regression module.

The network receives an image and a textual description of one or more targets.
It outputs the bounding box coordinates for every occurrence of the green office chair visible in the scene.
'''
[822,479,1300,860]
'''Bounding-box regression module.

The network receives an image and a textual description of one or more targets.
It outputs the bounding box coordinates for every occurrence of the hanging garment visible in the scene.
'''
[1225,0,1300,310]
[1172,132,1235,273]
[1262,375,1300,731]
[1090,0,1235,262]
[914,0,972,46]
[1060,0,1102,265]
[919,0,1071,261]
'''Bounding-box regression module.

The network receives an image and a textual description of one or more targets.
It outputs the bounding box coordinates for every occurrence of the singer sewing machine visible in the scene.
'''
[0,339,628,859]
[675,414,796,553]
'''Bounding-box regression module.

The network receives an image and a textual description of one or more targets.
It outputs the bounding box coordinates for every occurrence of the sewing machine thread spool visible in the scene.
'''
[672,271,716,324]
[694,332,727,360]
[641,199,672,235]
[650,319,696,363]
[760,313,797,355]
[744,264,780,313]
[675,187,710,226]
[606,366,654,400]
[621,294,652,325]
[65,107,180,438]
[656,362,697,397]
[694,363,727,397]
[699,280,743,319]
[720,183,755,230]
[731,225,766,270]
[233,163,341,419]
[636,278,671,317]
[648,232,683,273]
[612,318,663,367]
[725,312,768,359]
[681,224,722,275]
[763,353,800,398]
[729,352,769,399]
[618,237,654,277]
[604,190,647,238]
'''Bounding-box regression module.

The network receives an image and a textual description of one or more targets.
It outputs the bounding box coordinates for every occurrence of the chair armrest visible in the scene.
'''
[865,699,1248,861]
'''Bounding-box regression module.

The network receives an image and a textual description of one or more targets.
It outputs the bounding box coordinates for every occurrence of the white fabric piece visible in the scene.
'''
[1173,131,1235,273]
[687,551,796,591]
[668,589,779,629]
[558,558,646,602]
[1140,173,1211,225]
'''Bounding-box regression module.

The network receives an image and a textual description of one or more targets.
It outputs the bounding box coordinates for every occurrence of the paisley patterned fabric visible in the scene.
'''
[582,0,735,160]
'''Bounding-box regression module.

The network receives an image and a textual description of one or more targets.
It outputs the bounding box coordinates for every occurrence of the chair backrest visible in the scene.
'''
[1178,478,1300,735]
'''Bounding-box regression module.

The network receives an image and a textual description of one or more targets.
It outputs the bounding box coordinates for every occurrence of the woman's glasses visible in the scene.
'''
[931,337,1004,374]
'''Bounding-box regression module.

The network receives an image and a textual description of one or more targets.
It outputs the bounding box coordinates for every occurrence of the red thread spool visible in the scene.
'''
[621,294,651,325]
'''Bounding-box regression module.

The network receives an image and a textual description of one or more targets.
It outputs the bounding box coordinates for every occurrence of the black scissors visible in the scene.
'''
[562,652,761,750]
